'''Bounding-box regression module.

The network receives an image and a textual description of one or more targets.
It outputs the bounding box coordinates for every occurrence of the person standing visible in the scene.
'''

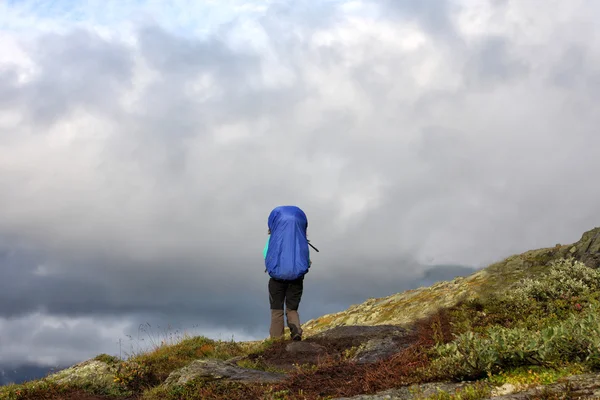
[263,205,311,341]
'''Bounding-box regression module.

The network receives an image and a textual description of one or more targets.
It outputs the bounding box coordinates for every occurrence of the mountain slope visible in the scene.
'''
[0,364,63,386]
[302,227,600,336]
[3,227,600,400]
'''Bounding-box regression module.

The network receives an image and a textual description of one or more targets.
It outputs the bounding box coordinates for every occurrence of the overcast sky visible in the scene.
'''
[1,0,600,368]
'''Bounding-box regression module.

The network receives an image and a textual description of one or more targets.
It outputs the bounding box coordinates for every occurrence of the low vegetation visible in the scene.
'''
[2,250,600,399]
[430,258,600,381]
[115,335,247,392]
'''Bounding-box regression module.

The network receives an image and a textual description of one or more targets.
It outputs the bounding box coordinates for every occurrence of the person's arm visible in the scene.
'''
[263,236,269,259]
[263,236,269,273]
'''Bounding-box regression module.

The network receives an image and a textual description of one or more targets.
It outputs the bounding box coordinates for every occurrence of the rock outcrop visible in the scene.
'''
[246,324,416,372]
[332,381,480,399]
[311,325,414,364]
[164,359,286,386]
[5,226,600,400]
[310,325,410,342]
[285,341,327,355]
[303,227,600,337]
[333,373,600,399]
[575,227,600,268]
[44,360,118,392]
[490,373,600,399]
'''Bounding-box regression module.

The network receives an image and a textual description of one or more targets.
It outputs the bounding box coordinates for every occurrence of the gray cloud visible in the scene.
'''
[1,0,600,368]
[464,35,530,86]
[379,0,459,39]
[14,29,132,125]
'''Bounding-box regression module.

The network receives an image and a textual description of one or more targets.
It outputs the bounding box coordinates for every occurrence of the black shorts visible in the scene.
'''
[268,276,304,311]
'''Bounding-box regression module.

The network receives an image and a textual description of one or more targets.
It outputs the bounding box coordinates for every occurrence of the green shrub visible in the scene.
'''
[450,258,600,333]
[114,360,153,393]
[140,378,264,400]
[510,258,600,303]
[94,354,120,365]
[431,303,600,380]
[125,336,246,389]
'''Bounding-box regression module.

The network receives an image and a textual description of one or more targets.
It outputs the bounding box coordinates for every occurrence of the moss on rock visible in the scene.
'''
[45,359,120,393]
[302,227,600,337]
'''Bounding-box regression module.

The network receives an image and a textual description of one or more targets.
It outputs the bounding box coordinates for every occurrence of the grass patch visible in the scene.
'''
[94,354,121,365]
[114,335,247,392]
[235,358,287,374]
[140,379,266,400]
[486,363,587,389]
[0,379,128,400]
[411,381,492,400]
[0,380,68,400]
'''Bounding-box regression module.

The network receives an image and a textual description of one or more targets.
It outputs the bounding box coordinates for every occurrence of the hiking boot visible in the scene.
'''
[286,309,303,341]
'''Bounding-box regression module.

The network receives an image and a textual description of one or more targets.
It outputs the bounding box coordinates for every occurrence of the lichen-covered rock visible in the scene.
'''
[280,325,415,365]
[312,325,409,342]
[303,227,600,337]
[490,373,600,399]
[351,336,404,364]
[332,388,411,400]
[45,359,118,391]
[490,383,517,396]
[302,277,480,337]
[285,341,326,354]
[575,228,600,269]
[164,359,285,386]
[334,373,600,400]
[224,355,248,365]
[332,381,479,399]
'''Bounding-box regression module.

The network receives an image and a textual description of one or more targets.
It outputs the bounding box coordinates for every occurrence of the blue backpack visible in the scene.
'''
[264,205,310,280]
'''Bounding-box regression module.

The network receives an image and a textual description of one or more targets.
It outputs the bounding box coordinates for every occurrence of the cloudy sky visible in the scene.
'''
[1,0,600,369]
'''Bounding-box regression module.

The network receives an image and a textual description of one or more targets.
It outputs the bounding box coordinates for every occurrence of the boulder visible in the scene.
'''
[490,373,600,399]
[164,359,285,386]
[310,325,413,364]
[332,381,477,399]
[285,342,327,355]
[311,325,409,343]
[491,383,517,396]
[224,355,248,365]
[45,360,118,392]
[351,336,407,364]
[575,228,600,268]
[334,373,600,399]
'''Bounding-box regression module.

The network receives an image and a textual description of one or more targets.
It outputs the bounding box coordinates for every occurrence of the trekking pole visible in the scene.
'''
[307,240,320,252]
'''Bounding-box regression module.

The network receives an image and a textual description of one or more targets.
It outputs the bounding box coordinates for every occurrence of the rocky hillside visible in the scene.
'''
[2,227,600,400]
[302,227,600,337]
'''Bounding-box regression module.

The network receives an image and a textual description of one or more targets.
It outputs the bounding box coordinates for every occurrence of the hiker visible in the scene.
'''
[263,205,312,341]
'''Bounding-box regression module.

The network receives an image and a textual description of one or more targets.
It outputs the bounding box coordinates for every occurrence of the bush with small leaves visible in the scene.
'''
[510,258,600,304]
[461,258,600,332]
[94,353,120,365]
[114,360,153,393]
[431,303,600,380]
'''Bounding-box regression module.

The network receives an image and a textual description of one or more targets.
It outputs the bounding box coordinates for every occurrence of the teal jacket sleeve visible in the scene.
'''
[263,236,269,259]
